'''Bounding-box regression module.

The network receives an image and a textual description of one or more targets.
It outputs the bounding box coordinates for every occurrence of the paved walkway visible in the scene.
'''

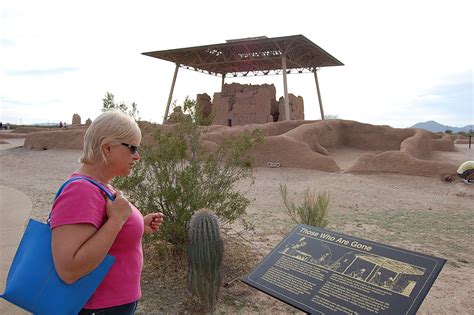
[0,138,25,150]
[0,138,31,315]
[0,186,31,314]
[0,136,30,313]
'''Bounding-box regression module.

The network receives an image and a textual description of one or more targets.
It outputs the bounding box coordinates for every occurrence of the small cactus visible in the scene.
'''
[187,208,224,312]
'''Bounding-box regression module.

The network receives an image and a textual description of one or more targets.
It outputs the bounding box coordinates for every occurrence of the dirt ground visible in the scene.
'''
[0,142,472,314]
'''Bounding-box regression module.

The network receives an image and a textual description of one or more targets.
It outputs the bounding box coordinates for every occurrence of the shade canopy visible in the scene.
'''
[142,35,343,77]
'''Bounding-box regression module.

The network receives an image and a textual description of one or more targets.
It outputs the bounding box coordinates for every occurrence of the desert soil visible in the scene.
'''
[0,141,473,314]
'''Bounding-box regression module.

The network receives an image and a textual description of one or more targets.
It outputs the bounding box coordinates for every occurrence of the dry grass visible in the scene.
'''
[330,209,473,267]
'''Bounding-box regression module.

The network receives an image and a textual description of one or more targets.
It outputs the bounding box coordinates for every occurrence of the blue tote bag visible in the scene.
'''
[1,176,116,315]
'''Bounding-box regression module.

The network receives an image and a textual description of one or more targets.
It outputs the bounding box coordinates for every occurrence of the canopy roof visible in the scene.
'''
[142,35,343,77]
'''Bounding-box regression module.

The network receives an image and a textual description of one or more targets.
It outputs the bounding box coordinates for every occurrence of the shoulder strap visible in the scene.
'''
[54,176,115,201]
[48,176,116,224]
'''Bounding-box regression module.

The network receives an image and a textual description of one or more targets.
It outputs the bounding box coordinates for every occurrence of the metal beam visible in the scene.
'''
[163,63,180,124]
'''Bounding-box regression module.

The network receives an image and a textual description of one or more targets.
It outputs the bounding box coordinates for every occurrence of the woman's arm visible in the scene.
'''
[51,191,131,284]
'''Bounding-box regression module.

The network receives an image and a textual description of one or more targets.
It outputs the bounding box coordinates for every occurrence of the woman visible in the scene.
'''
[50,111,163,314]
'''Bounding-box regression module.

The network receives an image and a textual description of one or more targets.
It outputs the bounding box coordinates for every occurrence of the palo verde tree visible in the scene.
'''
[113,97,263,249]
[102,92,140,121]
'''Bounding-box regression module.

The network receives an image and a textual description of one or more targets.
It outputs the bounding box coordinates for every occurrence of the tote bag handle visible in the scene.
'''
[48,176,116,223]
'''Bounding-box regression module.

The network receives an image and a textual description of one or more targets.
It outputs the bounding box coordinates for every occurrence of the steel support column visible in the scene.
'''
[221,73,226,92]
[314,69,325,120]
[163,63,180,124]
[282,55,290,120]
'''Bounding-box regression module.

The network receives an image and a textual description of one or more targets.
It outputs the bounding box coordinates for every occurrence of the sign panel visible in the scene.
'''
[242,224,445,314]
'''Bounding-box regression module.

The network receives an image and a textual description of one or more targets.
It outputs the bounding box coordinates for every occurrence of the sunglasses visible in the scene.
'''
[121,143,139,155]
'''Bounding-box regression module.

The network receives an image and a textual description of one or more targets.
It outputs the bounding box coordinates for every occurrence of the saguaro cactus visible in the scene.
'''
[187,208,224,312]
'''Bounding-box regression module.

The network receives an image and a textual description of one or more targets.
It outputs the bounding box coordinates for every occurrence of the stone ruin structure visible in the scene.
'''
[197,83,304,127]
[85,118,92,126]
[167,106,188,123]
[72,113,81,126]
[278,94,304,121]
[196,94,213,118]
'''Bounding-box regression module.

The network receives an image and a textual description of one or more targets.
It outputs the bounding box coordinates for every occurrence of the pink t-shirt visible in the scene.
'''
[50,174,144,309]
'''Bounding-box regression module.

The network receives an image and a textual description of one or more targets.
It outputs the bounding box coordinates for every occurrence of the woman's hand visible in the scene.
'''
[106,190,132,226]
[143,213,164,234]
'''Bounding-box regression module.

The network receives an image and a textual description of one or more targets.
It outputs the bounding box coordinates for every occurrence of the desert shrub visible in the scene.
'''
[113,98,263,249]
[279,184,329,227]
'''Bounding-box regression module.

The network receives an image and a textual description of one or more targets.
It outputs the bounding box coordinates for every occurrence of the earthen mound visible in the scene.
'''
[249,135,340,171]
[431,134,456,151]
[11,127,52,133]
[201,119,459,176]
[0,132,27,140]
[455,135,472,144]
[22,119,460,177]
[346,151,455,177]
[138,121,176,148]
[24,129,86,150]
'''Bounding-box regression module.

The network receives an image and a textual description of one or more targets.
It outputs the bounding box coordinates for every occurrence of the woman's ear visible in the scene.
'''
[100,143,112,164]
[101,142,113,159]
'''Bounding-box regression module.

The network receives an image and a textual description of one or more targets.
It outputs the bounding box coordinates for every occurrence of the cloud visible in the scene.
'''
[0,96,62,107]
[5,67,80,76]
[0,96,31,106]
[412,72,473,118]
[382,71,473,127]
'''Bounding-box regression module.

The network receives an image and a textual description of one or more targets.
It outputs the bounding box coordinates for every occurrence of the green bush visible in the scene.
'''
[113,98,263,249]
[279,184,329,227]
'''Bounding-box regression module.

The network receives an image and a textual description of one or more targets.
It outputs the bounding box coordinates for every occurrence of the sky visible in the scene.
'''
[1,0,473,128]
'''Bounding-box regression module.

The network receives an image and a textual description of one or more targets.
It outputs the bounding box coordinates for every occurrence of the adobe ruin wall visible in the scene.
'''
[196,83,304,126]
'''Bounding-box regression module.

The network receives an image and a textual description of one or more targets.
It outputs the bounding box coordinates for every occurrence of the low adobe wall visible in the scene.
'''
[432,134,456,151]
[11,127,52,134]
[21,119,459,177]
[24,129,86,150]
[202,119,458,176]
[346,151,456,177]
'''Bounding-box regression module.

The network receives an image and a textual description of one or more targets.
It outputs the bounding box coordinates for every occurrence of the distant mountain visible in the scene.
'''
[411,121,473,133]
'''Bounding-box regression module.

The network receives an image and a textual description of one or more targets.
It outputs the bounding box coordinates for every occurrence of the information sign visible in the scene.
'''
[242,225,445,314]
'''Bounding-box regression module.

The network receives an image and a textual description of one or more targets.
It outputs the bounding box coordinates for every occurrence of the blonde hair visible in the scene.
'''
[80,111,142,164]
